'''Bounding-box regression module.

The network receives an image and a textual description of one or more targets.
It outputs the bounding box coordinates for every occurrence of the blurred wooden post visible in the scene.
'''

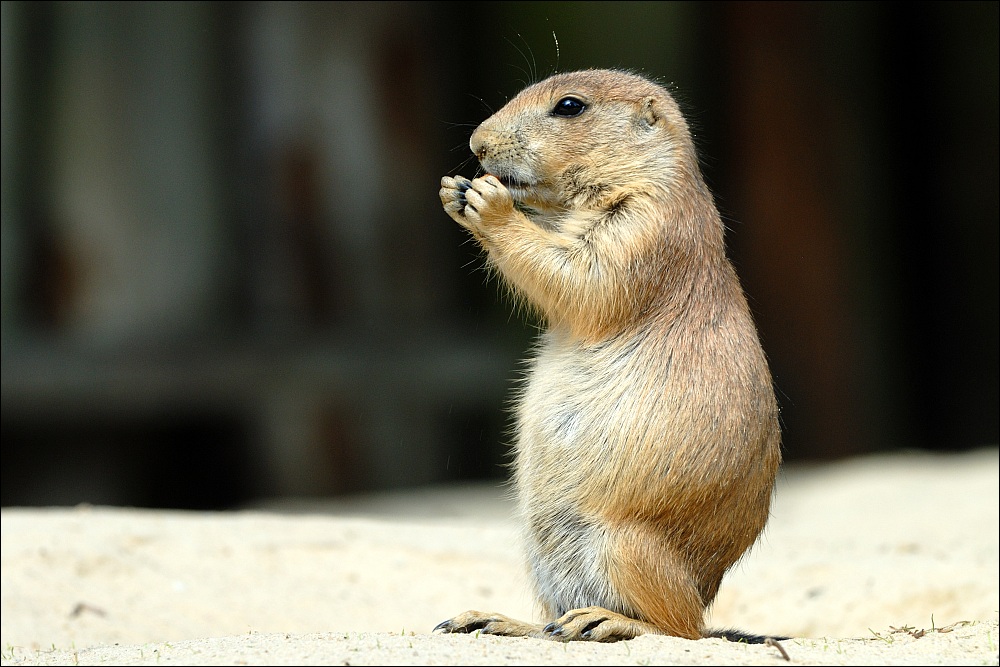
[721,3,866,459]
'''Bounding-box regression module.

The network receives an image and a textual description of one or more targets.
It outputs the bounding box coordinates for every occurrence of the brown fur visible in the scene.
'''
[435,70,781,642]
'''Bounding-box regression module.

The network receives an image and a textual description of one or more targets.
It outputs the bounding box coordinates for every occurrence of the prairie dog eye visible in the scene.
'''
[552,96,587,117]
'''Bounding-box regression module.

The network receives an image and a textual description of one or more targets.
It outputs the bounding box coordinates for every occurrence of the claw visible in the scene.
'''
[544,623,564,637]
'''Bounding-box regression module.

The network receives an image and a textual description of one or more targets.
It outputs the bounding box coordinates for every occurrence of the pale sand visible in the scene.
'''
[1,448,997,665]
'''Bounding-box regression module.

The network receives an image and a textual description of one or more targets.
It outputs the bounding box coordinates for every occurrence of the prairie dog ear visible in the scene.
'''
[639,96,661,128]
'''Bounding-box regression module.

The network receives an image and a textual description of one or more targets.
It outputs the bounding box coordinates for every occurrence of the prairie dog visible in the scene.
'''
[435,69,781,642]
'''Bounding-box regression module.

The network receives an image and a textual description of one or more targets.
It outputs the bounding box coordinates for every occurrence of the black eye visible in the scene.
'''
[552,96,586,117]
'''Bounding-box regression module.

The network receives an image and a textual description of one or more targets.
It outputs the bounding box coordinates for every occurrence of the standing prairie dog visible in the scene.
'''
[435,69,781,642]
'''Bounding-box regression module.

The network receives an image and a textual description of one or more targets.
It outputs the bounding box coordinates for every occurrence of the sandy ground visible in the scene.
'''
[1,448,997,665]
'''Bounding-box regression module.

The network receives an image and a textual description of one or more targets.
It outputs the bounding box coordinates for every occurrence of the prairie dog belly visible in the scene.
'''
[515,332,657,492]
[514,331,667,616]
[514,327,696,509]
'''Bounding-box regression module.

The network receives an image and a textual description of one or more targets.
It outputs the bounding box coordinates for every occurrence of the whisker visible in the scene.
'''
[466,92,495,116]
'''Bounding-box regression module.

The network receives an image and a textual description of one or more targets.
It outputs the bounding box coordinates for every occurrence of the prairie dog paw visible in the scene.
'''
[439,174,516,233]
[440,175,474,227]
[542,606,660,642]
[464,175,516,226]
[433,610,546,638]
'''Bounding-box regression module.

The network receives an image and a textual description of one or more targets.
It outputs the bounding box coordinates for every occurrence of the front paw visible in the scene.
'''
[440,175,474,228]
[440,174,516,233]
[463,175,516,227]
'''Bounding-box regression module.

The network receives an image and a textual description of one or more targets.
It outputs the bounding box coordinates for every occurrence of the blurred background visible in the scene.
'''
[2,1,997,510]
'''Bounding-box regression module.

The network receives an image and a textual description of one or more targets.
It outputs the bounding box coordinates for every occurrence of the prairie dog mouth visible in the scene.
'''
[496,175,533,190]
[481,164,536,191]
[485,172,563,212]
[489,174,539,204]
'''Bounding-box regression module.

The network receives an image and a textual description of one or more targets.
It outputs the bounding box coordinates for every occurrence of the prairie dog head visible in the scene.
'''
[470,69,697,213]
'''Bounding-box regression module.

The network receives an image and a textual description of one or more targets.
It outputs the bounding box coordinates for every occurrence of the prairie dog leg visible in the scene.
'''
[603,522,708,640]
[526,521,707,642]
[544,524,705,642]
